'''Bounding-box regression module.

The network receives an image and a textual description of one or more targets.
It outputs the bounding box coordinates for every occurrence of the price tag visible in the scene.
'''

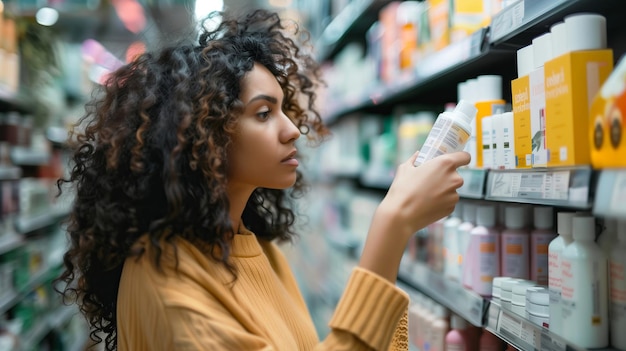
[539,329,567,351]
[490,0,525,42]
[610,171,626,216]
[542,171,570,200]
[497,310,537,350]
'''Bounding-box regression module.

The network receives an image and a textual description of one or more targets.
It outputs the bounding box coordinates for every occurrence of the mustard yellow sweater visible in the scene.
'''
[117,228,409,350]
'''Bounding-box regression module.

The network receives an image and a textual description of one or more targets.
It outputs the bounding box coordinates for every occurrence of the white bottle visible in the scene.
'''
[561,216,609,348]
[459,203,477,286]
[492,113,504,169]
[470,205,500,296]
[610,220,626,350]
[531,206,556,286]
[501,206,530,279]
[598,218,617,256]
[548,212,575,336]
[414,100,478,166]
[430,305,450,351]
[444,203,464,280]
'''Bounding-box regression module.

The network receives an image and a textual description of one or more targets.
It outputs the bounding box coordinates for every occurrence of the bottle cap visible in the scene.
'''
[550,22,568,59]
[517,44,534,77]
[476,205,496,227]
[572,216,596,241]
[557,212,575,237]
[466,79,479,104]
[532,33,553,68]
[462,203,477,223]
[505,206,526,229]
[533,206,554,229]
[564,13,607,52]
[451,314,468,330]
[454,99,478,125]
[477,75,503,101]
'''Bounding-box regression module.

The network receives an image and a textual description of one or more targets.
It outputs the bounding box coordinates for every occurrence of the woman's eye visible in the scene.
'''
[257,109,271,120]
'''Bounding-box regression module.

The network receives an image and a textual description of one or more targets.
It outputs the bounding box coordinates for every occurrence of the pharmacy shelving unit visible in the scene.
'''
[313,0,626,350]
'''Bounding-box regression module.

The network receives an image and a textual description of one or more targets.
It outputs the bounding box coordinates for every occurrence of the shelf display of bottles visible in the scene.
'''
[271,0,626,350]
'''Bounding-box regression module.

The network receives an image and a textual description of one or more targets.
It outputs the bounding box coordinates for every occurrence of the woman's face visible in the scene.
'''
[227,63,301,191]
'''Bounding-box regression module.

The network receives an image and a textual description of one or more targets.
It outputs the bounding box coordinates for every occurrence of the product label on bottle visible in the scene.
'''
[415,117,470,166]
[532,234,554,286]
[502,234,529,279]
[561,255,608,345]
[610,259,626,321]
[475,234,499,294]
[548,251,561,303]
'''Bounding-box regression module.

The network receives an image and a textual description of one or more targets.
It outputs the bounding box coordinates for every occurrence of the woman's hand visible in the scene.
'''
[358,151,470,282]
[380,151,471,238]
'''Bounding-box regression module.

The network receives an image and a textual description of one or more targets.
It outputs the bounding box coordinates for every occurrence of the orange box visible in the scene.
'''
[511,75,532,168]
[590,55,626,168]
[544,50,613,167]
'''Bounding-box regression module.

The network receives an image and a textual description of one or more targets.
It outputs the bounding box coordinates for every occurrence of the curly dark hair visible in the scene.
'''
[56,9,328,351]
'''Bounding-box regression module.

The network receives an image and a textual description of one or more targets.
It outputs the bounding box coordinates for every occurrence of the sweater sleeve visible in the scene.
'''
[318,267,409,351]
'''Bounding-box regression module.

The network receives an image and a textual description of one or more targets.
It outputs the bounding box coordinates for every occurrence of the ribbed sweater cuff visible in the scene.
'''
[329,267,409,350]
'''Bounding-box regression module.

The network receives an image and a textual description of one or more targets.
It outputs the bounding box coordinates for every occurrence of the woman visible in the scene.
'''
[57,9,469,351]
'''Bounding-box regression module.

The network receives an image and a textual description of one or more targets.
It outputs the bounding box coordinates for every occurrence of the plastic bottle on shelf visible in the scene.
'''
[501,206,530,280]
[547,212,575,336]
[530,206,556,286]
[610,220,626,350]
[478,329,503,351]
[561,216,609,348]
[470,205,500,296]
[444,202,464,280]
[429,305,450,351]
[458,203,477,286]
[598,218,617,256]
[445,314,469,351]
[413,100,478,166]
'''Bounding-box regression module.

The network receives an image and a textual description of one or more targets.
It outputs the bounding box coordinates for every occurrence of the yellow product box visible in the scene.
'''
[450,0,486,43]
[545,50,613,167]
[511,75,532,168]
[590,55,626,168]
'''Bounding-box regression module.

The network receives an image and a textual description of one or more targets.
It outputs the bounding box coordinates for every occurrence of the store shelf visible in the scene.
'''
[397,259,487,327]
[10,146,51,166]
[486,302,617,351]
[0,165,22,180]
[0,266,54,315]
[484,167,594,209]
[490,0,626,48]
[593,169,626,220]
[0,234,25,255]
[315,0,386,63]
[324,28,501,125]
[15,206,71,234]
[0,86,30,113]
[458,168,488,199]
[20,305,78,351]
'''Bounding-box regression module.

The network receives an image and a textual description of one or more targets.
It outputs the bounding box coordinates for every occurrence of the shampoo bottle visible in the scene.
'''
[547,212,575,336]
[561,216,609,348]
[470,205,500,296]
[459,203,477,286]
[501,206,530,279]
[610,220,626,350]
[414,100,478,166]
[530,206,557,285]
